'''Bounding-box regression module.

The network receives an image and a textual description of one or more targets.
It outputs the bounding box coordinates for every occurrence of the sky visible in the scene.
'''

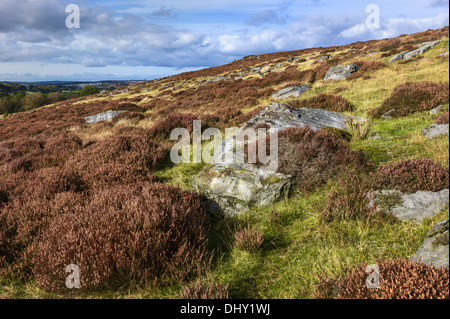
[0,0,448,82]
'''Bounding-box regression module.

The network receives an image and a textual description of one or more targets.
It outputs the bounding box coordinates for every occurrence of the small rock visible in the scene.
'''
[381,109,396,119]
[271,85,308,100]
[430,105,443,116]
[316,55,332,62]
[441,51,449,56]
[422,123,450,139]
[323,64,358,81]
[369,189,449,223]
[84,110,127,124]
[274,63,284,69]
[411,219,449,268]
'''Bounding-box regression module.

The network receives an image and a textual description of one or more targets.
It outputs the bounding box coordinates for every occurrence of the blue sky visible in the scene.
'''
[0,0,448,82]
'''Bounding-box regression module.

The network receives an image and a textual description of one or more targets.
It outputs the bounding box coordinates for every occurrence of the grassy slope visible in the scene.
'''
[1,30,449,299]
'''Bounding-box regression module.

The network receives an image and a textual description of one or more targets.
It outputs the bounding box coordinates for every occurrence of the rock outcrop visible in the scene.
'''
[84,110,127,124]
[422,123,449,139]
[323,64,358,81]
[411,219,449,268]
[271,85,308,100]
[369,189,449,223]
[388,40,441,62]
[193,103,363,215]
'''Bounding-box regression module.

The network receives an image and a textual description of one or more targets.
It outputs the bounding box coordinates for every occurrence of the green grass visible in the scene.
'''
[351,108,449,166]
[203,185,449,299]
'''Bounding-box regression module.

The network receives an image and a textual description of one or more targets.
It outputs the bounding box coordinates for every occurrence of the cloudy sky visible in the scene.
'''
[0,0,448,82]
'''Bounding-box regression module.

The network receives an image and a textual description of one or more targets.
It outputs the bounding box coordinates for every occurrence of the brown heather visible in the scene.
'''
[289,94,354,112]
[33,182,211,292]
[149,113,199,140]
[321,172,376,222]
[111,111,145,124]
[315,259,449,299]
[346,61,387,81]
[0,130,168,279]
[179,276,230,299]
[234,225,264,253]
[379,38,403,52]
[65,132,167,175]
[371,81,450,118]
[276,127,369,190]
[435,112,449,125]
[0,132,83,174]
[374,158,449,193]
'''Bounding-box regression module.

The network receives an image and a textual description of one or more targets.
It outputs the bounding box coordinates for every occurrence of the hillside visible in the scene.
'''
[0,27,449,299]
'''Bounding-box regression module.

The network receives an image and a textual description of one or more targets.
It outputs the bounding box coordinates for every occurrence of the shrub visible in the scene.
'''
[79,86,99,97]
[66,133,167,174]
[290,94,354,112]
[149,113,198,140]
[346,61,387,81]
[371,82,449,118]
[0,180,8,208]
[0,132,83,174]
[275,127,369,190]
[111,111,145,124]
[179,276,229,299]
[0,190,84,277]
[374,158,449,193]
[22,92,48,111]
[315,259,449,299]
[81,163,156,190]
[33,182,211,291]
[379,38,402,52]
[234,225,264,253]
[321,172,376,222]
[435,112,449,124]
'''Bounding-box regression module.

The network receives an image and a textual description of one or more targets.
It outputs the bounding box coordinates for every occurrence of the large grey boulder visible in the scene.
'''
[193,164,292,216]
[193,103,364,215]
[388,40,441,62]
[239,102,361,132]
[411,219,449,268]
[271,85,308,100]
[84,110,127,124]
[422,123,449,139]
[323,64,358,81]
[369,189,449,223]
